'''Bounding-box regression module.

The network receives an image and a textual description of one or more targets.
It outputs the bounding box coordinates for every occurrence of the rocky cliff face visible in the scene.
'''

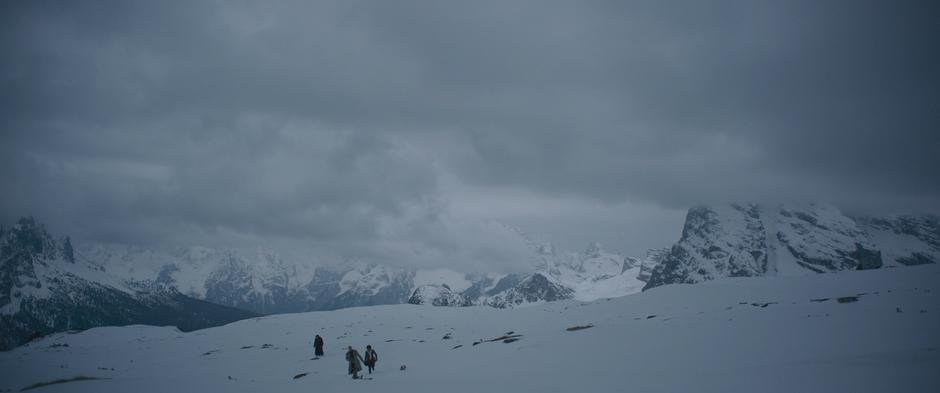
[636,248,667,282]
[0,218,257,351]
[644,204,936,290]
[407,284,468,307]
[857,215,940,266]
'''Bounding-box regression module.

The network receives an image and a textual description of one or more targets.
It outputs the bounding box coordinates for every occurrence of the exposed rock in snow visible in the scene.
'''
[645,203,936,290]
[407,284,468,306]
[637,248,667,282]
[0,218,257,350]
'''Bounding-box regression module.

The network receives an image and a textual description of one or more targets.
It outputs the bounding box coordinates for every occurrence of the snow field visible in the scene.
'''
[2,264,938,393]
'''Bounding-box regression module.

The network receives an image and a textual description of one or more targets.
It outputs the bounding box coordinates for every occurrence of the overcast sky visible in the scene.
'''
[1,1,938,271]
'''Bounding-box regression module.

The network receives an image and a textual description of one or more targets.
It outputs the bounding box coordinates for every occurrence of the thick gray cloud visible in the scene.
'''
[1,1,938,269]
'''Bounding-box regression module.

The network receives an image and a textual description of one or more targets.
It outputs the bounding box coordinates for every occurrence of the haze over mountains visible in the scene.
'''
[3,202,937,350]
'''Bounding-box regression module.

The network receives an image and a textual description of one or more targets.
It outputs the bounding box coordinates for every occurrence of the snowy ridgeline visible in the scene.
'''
[2,264,938,393]
[2,203,937,350]
[4,216,658,317]
[644,203,940,290]
[1,217,657,350]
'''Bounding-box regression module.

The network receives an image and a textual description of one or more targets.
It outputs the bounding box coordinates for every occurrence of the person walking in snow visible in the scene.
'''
[364,345,378,374]
[346,346,365,379]
[314,334,324,357]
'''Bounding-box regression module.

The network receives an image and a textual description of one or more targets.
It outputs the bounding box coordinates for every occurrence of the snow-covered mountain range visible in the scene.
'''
[2,215,655,351]
[3,202,936,350]
[408,241,649,307]
[77,237,651,312]
[0,218,257,350]
[645,203,940,290]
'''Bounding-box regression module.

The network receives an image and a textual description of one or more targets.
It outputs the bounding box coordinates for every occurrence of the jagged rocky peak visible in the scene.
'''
[622,256,641,272]
[1,217,258,350]
[636,248,667,282]
[1,217,62,263]
[479,272,575,308]
[407,284,467,307]
[644,204,770,290]
[1,218,77,310]
[645,203,936,291]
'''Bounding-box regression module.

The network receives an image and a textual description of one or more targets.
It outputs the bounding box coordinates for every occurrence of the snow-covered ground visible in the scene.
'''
[2,265,938,393]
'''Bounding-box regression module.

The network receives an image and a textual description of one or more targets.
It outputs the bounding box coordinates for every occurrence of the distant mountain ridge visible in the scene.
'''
[644,203,939,290]
[5,203,936,349]
[79,237,652,312]
[408,241,652,308]
[0,218,257,350]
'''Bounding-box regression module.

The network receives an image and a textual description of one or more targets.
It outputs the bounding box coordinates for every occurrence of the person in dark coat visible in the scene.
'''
[364,345,378,374]
[314,335,324,357]
[345,346,364,379]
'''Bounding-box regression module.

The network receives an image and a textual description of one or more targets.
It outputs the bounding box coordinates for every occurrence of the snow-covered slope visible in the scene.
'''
[645,203,937,290]
[0,218,257,350]
[3,263,937,393]
[857,215,940,266]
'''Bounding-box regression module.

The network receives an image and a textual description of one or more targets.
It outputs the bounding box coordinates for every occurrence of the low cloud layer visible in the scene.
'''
[1,1,938,270]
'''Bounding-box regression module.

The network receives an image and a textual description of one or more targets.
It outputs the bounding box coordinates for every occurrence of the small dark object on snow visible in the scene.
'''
[227,376,234,381]
[21,376,110,391]
[452,345,463,349]
[260,344,274,349]
[566,324,594,332]
[293,373,308,379]
[505,331,514,335]
[837,296,859,303]
[442,333,452,340]
[646,315,656,319]
[472,341,481,346]
[240,345,254,349]
[810,298,829,302]
[384,339,400,342]
[897,307,903,313]
[738,302,748,305]
[400,365,407,371]
[502,338,520,343]
[418,340,425,343]
[202,350,219,356]
[487,334,523,342]
[751,302,775,308]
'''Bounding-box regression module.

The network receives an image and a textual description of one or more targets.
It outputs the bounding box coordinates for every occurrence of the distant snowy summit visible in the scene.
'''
[644,203,939,290]
[408,242,652,308]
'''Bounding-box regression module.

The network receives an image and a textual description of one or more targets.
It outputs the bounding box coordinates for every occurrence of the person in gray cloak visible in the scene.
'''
[345,346,365,379]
